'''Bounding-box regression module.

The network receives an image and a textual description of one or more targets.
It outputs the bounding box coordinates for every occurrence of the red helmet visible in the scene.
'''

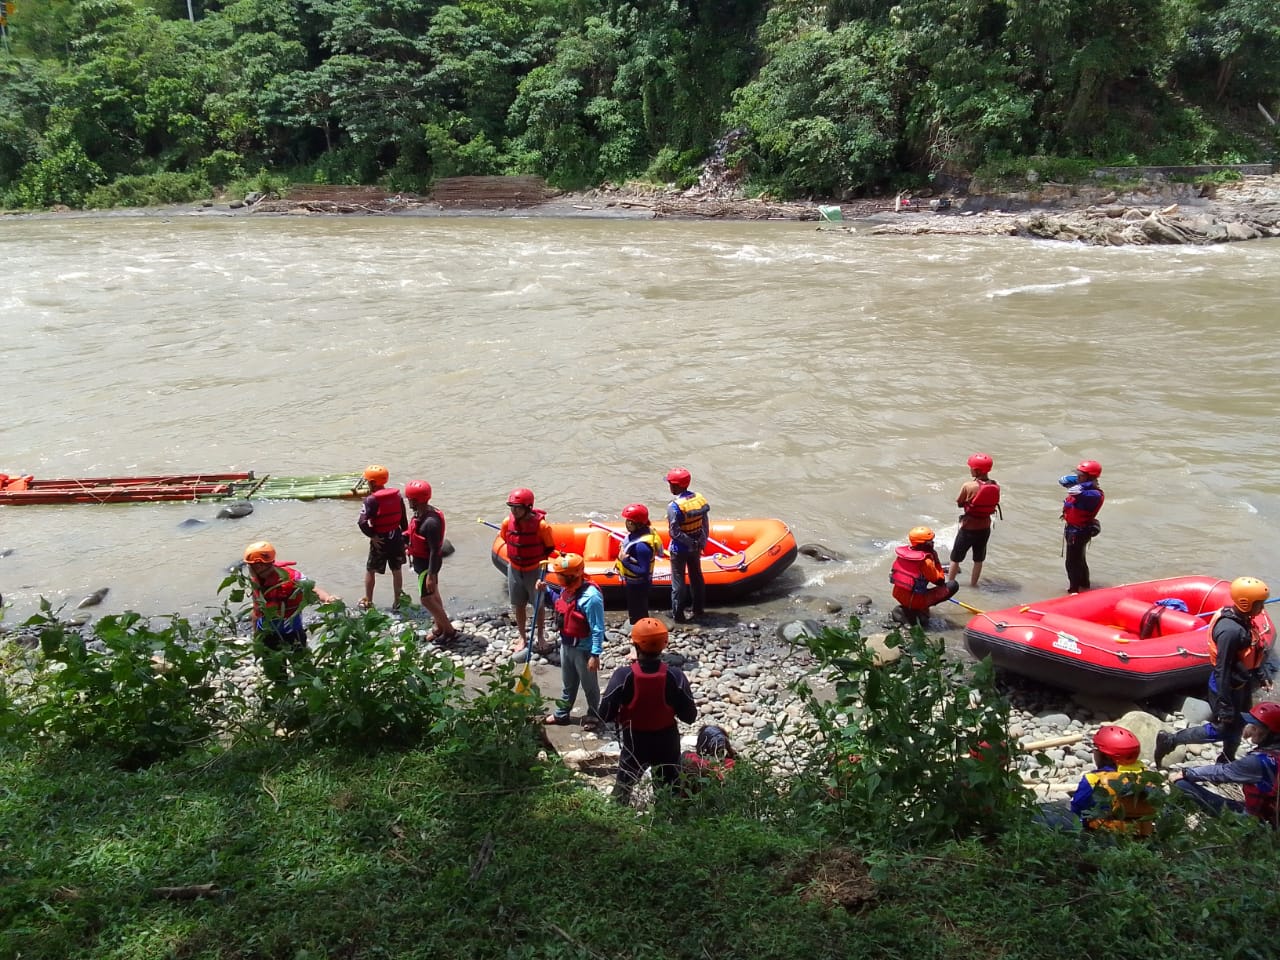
[1244,701,1280,735]
[665,467,691,488]
[506,487,535,507]
[967,453,993,473]
[621,503,650,524]
[1092,725,1140,764]
[405,479,432,503]
[1076,460,1102,479]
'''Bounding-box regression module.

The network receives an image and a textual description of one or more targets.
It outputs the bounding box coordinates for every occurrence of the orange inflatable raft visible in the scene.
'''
[490,518,798,606]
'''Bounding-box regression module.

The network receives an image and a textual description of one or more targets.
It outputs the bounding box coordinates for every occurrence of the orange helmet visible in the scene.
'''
[363,464,390,485]
[243,541,276,564]
[631,617,669,654]
[908,526,935,546]
[1230,576,1269,614]
[545,553,585,586]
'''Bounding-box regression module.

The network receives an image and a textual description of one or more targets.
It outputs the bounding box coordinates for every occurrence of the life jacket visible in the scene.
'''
[554,581,593,640]
[615,530,663,581]
[1062,482,1104,529]
[1242,749,1280,824]
[364,487,404,535]
[1207,607,1270,674]
[504,508,550,571]
[681,752,736,781]
[406,505,446,559]
[889,546,932,594]
[964,479,1001,518]
[1083,764,1156,836]
[252,562,304,623]
[672,491,710,537]
[619,661,678,732]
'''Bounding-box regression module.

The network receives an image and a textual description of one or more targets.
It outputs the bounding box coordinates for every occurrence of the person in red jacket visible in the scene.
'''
[242,540,336,682]
[500,487,555,657]
[599,617,698,804]
[357,464,407,611]
[889,526,959,626]
[405,479,456,643]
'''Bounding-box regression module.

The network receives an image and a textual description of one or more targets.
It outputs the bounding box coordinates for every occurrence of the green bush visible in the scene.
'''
[13,603,237,768]
[83,171,211,209]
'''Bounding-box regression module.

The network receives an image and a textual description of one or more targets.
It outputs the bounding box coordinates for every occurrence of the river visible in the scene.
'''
[3,213,1280,628]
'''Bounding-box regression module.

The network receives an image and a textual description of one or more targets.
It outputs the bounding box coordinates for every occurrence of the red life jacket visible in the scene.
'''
[504,508,550,570]
[889,546,931,594]
[1207,608,1270,673]
[1242,749,1280,823]
[964,479,1001,518]
[620,662,678,732]
[1062,484,1104,528]
[554,582,591,640]
[365,487,405,535]
[407,505,446,559]
[252,562,303,621]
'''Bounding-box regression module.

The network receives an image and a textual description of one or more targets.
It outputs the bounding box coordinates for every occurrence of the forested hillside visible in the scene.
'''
[1,0,1277,208]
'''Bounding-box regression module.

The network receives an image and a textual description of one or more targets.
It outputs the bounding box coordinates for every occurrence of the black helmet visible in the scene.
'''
[696,725,730,759]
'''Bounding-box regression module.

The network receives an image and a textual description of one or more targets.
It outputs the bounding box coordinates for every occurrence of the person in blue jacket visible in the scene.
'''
[1069,725,1157,836]
[1171,702,1280,823]
[614,502,663,624]
[541,553,607,731]
[1059,459,1104,593]
[665,467,709,623]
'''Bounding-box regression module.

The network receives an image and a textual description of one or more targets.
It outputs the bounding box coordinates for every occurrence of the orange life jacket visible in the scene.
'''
[964,479,1001,518]
[252,562,304,623]
[1083,765,1156,836]
[1207,608,1270,673]
[890,546,932,594]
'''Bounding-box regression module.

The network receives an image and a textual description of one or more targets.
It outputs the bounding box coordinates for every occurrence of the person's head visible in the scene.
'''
[696,724,734,760]
[506,487,535,518]
[1091,724,1141,767]
[1075,459,1102,481]
[666,467,691,494]
[907,526,935,550]
[363,464,390,489]
[1241,702,1280,747]
[545,553,584,590]
[243,540,276,577]
[631,616,669,658]
[405,479,432,510]
[622,502,650,531]
[1229,576,1270,619]
[967,452,993,478]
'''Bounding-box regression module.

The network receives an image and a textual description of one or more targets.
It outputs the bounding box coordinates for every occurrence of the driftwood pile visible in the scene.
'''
[430,176,555,208]
[253,185,421,214]
[1019,204,1280,245]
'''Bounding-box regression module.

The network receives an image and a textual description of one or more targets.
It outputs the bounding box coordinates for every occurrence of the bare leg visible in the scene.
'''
[513,604,528,650]
[947,561,961,581]
[970,561,983,587]
[422,589,452,635]
[391,567,404,606]
[363,570,376,605]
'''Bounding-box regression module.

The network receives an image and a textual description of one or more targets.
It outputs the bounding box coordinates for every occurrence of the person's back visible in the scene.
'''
[1070,725,1157,836]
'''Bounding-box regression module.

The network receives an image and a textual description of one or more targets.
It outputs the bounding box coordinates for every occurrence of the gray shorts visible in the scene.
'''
[507,565,541,607]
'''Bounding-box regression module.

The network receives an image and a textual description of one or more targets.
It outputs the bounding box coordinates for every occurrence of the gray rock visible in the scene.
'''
[1036,712,1072,731]
[441,538,455,558]
[1115,709,1165,761]
[798,542,847,563]
[848,595,874,614]
[1178,696,1213,725]
[864,633,902,667]
[179,518,208,529]
[216,501,254,519]
[775,619,822,644]
[1070,692,1138,720]
[76,587,109,609]
[0,548,13,558]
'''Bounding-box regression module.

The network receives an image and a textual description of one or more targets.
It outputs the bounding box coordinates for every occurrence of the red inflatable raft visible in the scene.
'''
[963,576,1276,699]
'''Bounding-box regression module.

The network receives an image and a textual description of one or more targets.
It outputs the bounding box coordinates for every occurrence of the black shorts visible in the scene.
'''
[366,531,406,573]
[950,527,991,563]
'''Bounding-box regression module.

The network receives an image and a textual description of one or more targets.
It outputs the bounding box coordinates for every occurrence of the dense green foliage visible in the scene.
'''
[1,0,1277,206]
[3,611,1279,957]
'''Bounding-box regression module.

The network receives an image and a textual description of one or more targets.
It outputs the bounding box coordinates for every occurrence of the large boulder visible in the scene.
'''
[1114,709,1165,762]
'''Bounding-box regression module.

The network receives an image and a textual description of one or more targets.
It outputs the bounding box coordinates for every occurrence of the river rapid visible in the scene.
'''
[3,213,1280,629]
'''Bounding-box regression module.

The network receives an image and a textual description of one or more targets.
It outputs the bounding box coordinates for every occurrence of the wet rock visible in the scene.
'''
[1177,696,1212,725]
[216,501,254,519]
[0,548,13,558]
[179,518,208,529]
[848,595,874,614]
[63,611,93,627]
[776,619,822,644]
[864,633,902,667]
[77,587,109,609]
[441,538,455,558]
[798,542,847,563]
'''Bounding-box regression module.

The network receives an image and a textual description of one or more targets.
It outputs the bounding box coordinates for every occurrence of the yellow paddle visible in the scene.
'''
[948,597,985,615]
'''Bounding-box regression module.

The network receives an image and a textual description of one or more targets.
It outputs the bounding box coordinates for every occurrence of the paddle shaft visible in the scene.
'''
[948,597,985,615]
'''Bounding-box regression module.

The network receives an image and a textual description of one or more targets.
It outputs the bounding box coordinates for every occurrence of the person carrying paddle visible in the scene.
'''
[357,464,408,611]
[615,502,664,624]
[405,479,457,643]
[1170,701,1280,824]
[599,617,698,803]
[1060,460,1104,594]
[665,467,709,623]
[242,540,337,682]
[501,487,555,658]
[1156,577,1276,766]
[541,553,607,730]
[889,526,959,626]
[948,452,1000,587]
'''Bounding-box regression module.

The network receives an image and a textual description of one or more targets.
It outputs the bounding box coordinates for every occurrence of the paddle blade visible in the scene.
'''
[514,660,532,695]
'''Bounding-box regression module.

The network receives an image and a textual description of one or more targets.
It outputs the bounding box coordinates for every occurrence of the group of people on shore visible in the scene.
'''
[889,453,1106,624]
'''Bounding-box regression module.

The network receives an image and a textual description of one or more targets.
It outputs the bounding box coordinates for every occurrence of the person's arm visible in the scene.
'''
[1181,753,1270,786]
[424,514,445,579]
[956,480,975,510]
[538,521,556,560]
[668,669,698,724]
[357,495,376,537]
[1210,621,1244,715]
[1068,774,1096,815]
[923,555,947,584]
[583,587,606,658]
[667,500,691,550]
[598,666,632,722]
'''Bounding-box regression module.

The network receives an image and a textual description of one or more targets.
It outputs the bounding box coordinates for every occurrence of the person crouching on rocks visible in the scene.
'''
[541,553,606,730]
[1171,701,1280,824]
[678,723,737,797]
[242,540,336,682]
[889,526,959,627]
[1069,725,1158,836]
[599,617,698,804]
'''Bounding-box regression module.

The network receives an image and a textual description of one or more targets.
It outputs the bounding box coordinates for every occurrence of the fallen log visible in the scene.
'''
[1020,733,1085,752]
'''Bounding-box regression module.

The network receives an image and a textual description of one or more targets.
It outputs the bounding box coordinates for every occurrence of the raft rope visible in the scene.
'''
[970,611,1212,664]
